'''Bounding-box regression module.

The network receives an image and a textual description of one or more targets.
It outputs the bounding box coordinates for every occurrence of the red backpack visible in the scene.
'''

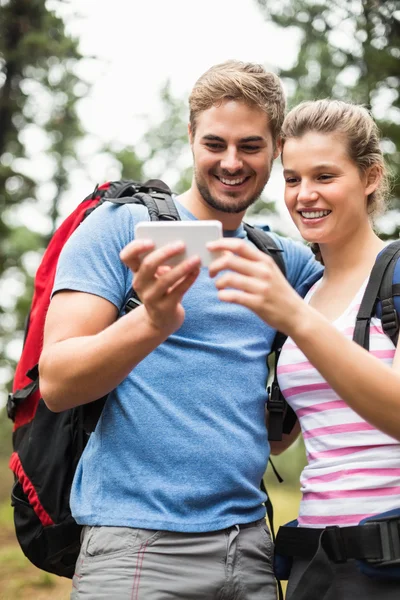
[7,178,179,577]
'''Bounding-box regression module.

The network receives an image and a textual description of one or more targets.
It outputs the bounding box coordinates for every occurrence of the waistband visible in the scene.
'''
[275,517,400,564]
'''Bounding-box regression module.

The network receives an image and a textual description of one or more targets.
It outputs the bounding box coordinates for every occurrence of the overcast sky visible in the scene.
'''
[48,0,303,235]
[60,0,298,143]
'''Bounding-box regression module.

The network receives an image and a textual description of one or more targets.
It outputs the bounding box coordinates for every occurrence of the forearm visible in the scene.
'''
[288,305,400,440]
[39,305,168,411]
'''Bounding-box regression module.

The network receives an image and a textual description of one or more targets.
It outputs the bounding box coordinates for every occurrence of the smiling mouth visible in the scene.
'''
[299,210,331,219]
[216,175,249,187]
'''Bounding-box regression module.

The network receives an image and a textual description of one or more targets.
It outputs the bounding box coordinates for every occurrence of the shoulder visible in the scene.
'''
[53,201,151,308]
[265,231,323,296]
[81,200,150,235]
[266,231,309,256]
[63,201,150,255]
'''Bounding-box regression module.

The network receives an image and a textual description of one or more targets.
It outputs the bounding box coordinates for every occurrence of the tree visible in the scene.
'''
[0,0,89,406]
[255,0,400,236]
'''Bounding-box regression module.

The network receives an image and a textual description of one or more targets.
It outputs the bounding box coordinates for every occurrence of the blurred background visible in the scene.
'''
[0,0,399,597]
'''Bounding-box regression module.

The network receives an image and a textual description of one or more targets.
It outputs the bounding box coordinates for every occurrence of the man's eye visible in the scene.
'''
[206,143,224,150]
[242,145,260,152]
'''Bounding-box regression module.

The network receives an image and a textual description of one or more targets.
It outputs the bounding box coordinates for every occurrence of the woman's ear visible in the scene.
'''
[274,136,282,160]
[365,164,382,196]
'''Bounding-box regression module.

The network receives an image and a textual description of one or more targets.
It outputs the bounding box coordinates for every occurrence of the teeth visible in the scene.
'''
[301,210,330,219]
[220,177,246,186]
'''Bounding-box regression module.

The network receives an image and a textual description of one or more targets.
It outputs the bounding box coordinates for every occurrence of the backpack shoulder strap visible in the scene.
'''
[243,223,286,277]
[377,243,400,346]
[267,331,297,442]
[241,224,294,441]
[241,224,294,440]
[104,178,180,222]
[354,240,400,350]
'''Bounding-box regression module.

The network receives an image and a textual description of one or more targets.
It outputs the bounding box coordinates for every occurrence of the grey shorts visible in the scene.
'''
[71,519,277,600]
[286,557,400,600]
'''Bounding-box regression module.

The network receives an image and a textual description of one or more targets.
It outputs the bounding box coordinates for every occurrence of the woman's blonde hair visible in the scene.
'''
[189,60,286,148]
[281,99,391,262]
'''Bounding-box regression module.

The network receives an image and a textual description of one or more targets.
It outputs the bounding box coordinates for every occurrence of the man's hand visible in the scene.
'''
[120,239,201,335]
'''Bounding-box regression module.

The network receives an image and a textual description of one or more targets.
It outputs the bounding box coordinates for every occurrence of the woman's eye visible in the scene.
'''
[318,174,334,181]
[285,177,298,185]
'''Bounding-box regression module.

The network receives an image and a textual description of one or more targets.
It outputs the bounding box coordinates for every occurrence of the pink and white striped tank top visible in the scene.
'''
[277,279,400,528]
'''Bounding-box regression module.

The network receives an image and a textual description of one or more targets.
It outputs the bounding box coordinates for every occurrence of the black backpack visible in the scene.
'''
[8,178,287,578]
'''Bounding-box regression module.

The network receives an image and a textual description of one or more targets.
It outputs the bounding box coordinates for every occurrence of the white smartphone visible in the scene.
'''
[134,220,223,267]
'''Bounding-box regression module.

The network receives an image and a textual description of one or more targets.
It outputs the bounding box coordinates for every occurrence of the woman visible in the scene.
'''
[208,99,400,599]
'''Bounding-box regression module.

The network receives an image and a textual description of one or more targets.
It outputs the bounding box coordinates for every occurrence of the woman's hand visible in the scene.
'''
[208,238,307,336]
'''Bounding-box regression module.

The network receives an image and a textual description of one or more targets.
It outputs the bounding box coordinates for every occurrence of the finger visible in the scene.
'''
[217,288,259,311]
[141,255,201,303]
[209,252,275,279]
[155,265,172,277]
[166,265,201,304]
[215,272,270,296]
[120,239,155,271]
[133,241,187,292]
[207,238,261,261]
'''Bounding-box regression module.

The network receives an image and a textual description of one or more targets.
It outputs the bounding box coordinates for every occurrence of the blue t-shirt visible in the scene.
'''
[52,199,323,531]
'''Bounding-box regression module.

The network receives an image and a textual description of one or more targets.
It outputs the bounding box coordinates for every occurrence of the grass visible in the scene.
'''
[0,458,71,600]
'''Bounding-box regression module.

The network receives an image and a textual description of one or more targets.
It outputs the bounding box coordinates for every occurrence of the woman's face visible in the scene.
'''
[282,131,378,246]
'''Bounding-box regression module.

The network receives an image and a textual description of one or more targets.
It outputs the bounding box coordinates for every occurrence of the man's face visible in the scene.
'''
[189,100,280,215]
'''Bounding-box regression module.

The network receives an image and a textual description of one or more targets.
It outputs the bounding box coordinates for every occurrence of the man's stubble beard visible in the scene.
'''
[194,166,272,215]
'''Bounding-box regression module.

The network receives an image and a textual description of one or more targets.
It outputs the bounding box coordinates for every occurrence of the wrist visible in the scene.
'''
[287,302,323,345]
[128,304,179,340]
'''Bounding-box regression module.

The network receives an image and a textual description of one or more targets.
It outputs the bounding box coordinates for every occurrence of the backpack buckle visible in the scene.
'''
[323,526,347,563]
[267,381,285,414]
[7,393,17,421]
[124,295,142,313]
[381,304,399,338]
[366,518,400,566]
[267,381,286,442]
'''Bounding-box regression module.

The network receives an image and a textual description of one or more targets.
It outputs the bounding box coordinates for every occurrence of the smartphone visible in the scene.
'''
[134,220,223,267]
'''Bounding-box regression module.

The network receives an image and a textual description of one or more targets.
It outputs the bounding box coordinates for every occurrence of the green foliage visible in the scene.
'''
[107,81,192,193]
[0,0,89,406]
[256,0,400,235]
[144,81,189,169]
[110,146,145,182]
[0,409,13,459]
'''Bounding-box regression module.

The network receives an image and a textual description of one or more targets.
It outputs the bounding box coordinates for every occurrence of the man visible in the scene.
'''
[39,60,322,599]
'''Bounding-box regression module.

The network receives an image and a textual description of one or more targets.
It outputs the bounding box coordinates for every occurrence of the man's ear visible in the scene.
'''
[188,122,194,146]
[274,137,282,160]
[365,164,382,196]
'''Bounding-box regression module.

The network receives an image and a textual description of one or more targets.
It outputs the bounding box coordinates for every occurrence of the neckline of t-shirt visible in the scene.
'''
[173,197,245,239]
[304,275,370,326]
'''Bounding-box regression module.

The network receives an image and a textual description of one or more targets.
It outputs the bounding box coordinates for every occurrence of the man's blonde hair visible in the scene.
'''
[189,60,286,146]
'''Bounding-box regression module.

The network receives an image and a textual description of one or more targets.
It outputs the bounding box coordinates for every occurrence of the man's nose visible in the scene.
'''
[220,149,243,173]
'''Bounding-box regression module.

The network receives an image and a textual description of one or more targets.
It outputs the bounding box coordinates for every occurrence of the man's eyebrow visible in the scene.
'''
[240,136,265,143]
[201,134,265,143]
[201,135,225,142]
